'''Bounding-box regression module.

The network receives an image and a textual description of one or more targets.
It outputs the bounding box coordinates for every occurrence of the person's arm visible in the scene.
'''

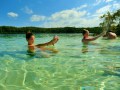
[84,31,106,41]
[94,31,106,40]
[35,35,59,48]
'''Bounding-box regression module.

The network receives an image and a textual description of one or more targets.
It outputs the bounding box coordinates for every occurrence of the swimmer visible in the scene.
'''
[82,29,106,44]
[103,30,117,39]
[26,31,59,53]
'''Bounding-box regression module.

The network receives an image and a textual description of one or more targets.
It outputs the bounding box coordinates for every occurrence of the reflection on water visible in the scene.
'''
[0,34,120,90]
[81,45,88,53]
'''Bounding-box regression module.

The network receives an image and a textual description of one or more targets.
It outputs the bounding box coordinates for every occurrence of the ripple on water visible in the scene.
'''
[0,34,120,90]
[3,70,25,86]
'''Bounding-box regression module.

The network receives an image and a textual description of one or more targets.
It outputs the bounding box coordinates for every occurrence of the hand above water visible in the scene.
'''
[53,35,59,40]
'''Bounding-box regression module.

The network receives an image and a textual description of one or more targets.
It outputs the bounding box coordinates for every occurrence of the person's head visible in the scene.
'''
[26,31,35,44]
[82,29,89,37]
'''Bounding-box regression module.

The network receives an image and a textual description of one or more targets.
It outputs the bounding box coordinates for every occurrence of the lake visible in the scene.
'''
[0,34,120,90]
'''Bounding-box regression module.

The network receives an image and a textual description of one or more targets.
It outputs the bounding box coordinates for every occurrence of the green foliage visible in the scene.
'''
[100,9,120,35]
[0,26,102,34]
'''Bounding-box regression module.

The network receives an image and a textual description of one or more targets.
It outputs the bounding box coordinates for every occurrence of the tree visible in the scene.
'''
[113,9,120,27]
[100,11,114,31]
[112,9,120,34]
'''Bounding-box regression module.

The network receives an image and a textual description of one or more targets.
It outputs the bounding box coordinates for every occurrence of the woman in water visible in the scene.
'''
[26,31,59,53]
[82,29,105,44]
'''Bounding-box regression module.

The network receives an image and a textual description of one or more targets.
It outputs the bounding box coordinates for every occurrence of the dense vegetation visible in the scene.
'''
[0,26,102,34]
[0,9,119,35]
[100,9,120,35]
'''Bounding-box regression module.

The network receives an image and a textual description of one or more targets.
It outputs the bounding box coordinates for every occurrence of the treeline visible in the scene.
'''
[0,26,103,34]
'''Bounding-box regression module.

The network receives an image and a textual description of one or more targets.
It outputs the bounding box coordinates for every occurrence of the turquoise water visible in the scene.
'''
[0,34,120,90]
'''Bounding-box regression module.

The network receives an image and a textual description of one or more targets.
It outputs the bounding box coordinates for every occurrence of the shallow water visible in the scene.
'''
[0,34,120,90]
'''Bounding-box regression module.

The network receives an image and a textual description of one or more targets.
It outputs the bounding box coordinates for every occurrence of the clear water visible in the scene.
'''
[0,34,120,90]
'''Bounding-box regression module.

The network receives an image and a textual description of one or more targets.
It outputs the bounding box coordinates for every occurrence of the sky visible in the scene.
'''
[0,0,120,27]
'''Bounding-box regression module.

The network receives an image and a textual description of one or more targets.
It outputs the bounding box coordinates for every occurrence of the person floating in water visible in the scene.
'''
[26,31,59,53]
[103,30,117,39]
[82,29,105,44]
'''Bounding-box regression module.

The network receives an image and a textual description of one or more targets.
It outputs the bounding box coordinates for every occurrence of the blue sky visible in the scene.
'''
[0,0,120,27]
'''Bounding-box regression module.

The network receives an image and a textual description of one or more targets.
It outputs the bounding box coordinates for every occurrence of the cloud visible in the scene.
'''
[41,17,101,28]
[22,6,33,14]
[49,10,87,21]
[7,12,18,18]
[93,0,113,6]
[72,4,88,11]
[31,1,120,28]
[105,0,113,3]
[30,15,46,22]
[38,6,101,28]
[96,2,120,15]
[112,3,120,10]
[96,5,111,14]
[93,0,102,6]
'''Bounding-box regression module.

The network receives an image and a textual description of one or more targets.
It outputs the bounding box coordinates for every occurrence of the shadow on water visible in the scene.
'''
[0,49,59,62]
[99,45,120,55]
[0,50,35,61]
[102,65,120,77]
[66,44,77,47]
[0,34,25,39]
[81,45,88,53]
[69,55,82,58]
[81,42,101,54]
[107,46,120,51]
[103,69,120,77]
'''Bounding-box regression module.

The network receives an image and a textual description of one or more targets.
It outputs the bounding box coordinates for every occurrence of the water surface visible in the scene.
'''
[0,34,120,90]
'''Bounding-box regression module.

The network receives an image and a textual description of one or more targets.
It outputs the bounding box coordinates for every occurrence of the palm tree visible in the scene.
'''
[112,9,120,34]
[100,11,114,31]
[113,9,120,27]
